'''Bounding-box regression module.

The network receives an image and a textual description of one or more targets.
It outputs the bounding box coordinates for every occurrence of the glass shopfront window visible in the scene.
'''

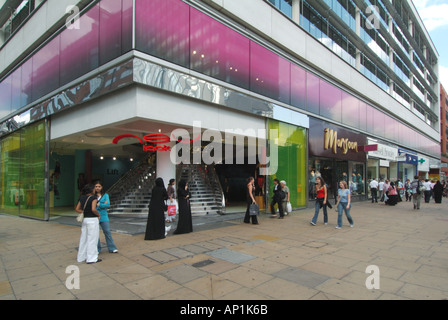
[0,120,46,219]
[308,158,365,201]
[269,120,307,209]
[308,118,367,202]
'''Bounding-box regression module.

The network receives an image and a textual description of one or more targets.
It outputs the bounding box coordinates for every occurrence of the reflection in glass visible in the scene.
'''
[135,0,190,68]
[250,42,290,104]
[60,4,100,86]
[190,8,250,89]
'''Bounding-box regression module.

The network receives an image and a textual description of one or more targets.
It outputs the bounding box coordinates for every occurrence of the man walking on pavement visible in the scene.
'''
[370,178,378,203]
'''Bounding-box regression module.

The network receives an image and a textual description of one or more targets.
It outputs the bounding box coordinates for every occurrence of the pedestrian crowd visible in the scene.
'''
[369,176,446,210]
[74,173,446,264]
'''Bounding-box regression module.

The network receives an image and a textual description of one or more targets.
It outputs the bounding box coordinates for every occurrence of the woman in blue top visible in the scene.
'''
[336,180,354,229]
[94,181,118,253]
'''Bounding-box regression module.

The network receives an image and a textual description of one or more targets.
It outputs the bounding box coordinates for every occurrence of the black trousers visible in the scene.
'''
[371,188,377,202]
[270,198,284,217]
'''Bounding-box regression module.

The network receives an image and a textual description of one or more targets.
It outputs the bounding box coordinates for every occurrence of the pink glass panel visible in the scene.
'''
[341,91,359,128]
[290,64,306,110]
[362,102,370,132]
[121,0,133,53]
[135,0,190,68]
[384,114,397,141]
[20,58,33,109]
[0,76,11,116]
[60,4,100,86]
[250,41,290,104]
[11,67,21,110]
[190,8,249,89]
[32,35,60,101]
[319,79,341,122]
[373,108,385,137]
[306,72,320,114]
[99,0,123,65]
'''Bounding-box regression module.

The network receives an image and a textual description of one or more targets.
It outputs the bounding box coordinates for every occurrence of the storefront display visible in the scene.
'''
[308,118,367,202]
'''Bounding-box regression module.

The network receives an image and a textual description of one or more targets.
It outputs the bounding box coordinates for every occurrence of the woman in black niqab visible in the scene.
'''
[174,180,193,234]
[145,177,168,240]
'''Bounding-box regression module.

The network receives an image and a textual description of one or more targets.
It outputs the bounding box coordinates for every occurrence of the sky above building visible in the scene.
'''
[413,0,448,90]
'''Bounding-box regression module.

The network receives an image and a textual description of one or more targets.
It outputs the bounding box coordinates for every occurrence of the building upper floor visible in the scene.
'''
[0,0,441,157]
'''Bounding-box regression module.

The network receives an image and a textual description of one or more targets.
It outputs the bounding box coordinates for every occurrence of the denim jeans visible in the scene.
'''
[98,220,118,253]
[312,198,328,224]
[337,202,353,228]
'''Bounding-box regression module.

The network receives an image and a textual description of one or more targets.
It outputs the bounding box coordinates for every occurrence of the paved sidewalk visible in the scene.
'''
[1,200,448,301]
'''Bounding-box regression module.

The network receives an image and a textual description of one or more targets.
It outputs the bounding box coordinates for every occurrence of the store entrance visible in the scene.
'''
[215,163,257,211]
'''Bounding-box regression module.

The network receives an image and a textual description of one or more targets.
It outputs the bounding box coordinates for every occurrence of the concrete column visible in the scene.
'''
[292,0,301,25]
[156,141,176,187]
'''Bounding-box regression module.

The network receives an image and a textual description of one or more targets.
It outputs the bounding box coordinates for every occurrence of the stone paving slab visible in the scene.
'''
[2,200,448,302]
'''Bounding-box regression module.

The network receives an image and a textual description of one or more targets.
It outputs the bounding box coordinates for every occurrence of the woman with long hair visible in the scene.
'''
[336,180,354,229]
[244,177,258,225]
[94,181,118,253]
[310,176,328,226]
[76,184,101,263]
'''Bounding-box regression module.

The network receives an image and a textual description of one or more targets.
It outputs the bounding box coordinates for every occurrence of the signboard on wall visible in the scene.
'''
[308,118,366,162]
[367,138,398,161]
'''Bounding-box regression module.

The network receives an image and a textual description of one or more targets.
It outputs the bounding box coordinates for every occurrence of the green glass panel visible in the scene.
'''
[268,120,307,209]
[0,132,21,216]
[20,121,46,219]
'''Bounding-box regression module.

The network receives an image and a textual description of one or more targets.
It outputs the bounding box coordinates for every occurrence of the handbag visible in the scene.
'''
[76,195,92,223]
[249,203,259,216]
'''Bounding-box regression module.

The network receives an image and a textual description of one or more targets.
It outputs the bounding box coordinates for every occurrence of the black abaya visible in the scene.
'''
[174,181,193,234]
[145,178,168,240]
[434,182,443,203]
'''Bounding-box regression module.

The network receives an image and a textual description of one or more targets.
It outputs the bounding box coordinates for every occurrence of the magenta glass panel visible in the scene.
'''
[60,4,100,86]
[290,64,306,110]
[135,0,190,68]
[341,91,359,128]
[99,0,122,65]
[250,41,290,104]
[121,0,133,54]
[20,58,33,109]
[32,35,60,101]
[0,76,12,116]
[319,80,341,122]
[190,8,249,89]
[306,72,319,114]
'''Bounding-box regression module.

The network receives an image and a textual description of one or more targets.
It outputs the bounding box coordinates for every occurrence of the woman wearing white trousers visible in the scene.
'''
[76,184,102,264]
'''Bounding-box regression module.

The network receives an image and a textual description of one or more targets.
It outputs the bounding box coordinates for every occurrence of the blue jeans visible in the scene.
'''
[98,221,118,253]
[312,198,328,224]
[337,202,353,227]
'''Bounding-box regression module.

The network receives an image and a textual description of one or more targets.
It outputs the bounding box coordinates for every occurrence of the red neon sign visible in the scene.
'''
[112,132,201,152]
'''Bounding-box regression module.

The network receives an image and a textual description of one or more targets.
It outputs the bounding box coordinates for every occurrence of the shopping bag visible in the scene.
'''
[249,203,259,216]
[167,204,177,216]
[286,202,292,213]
